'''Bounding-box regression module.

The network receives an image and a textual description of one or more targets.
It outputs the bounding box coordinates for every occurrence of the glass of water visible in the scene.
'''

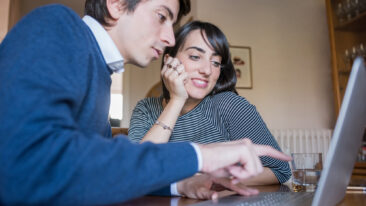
[291,153,323,192]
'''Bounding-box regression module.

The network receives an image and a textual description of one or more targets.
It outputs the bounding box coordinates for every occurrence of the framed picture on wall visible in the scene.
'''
[230,46,252,89]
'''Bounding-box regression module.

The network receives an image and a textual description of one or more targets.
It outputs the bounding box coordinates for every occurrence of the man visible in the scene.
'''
[0,0,290,204]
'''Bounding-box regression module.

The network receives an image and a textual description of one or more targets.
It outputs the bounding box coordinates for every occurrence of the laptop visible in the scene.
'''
[192,57,366,206]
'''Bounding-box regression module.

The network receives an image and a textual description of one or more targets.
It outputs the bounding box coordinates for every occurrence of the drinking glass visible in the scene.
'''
[291,153,323,192]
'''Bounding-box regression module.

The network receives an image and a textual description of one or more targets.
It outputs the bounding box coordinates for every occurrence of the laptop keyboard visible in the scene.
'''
[192,192,314,206]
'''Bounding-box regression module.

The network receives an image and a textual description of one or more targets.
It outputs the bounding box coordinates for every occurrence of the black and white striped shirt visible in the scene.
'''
[129,91,291,183]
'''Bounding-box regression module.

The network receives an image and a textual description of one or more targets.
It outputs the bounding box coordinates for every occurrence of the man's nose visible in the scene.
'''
[161,25,175,47]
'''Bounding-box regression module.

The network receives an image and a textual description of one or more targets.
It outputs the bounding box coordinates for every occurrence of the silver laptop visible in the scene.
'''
[192,57,366,206]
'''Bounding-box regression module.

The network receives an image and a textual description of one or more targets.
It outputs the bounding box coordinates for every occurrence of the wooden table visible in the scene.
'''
[117,184,366,206]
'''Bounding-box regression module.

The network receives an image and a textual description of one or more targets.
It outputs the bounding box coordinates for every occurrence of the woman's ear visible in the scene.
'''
[106,0,124,19]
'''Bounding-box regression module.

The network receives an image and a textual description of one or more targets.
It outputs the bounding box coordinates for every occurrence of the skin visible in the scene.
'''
[184,139,291,199]
[106,0,178,67]
[174,29,222,110]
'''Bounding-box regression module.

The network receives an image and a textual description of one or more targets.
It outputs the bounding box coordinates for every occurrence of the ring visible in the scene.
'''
[174,68,180,75]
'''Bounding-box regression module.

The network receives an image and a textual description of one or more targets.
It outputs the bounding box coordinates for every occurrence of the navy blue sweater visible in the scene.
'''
[0,5,198,205]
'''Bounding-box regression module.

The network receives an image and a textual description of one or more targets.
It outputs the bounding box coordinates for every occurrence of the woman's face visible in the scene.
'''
[176,30,222,101]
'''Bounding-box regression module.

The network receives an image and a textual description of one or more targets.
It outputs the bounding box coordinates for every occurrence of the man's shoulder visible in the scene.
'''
[28,4,79,20]
[15,4,92,48]
[19,4,84,33]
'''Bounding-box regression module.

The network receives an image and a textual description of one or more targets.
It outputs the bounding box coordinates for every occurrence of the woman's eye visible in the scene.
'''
[158,13,167,23]
[189,55,200,61]
[211,61,221,68]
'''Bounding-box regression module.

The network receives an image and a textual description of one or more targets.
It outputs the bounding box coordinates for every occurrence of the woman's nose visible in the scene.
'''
[198,61,212,75]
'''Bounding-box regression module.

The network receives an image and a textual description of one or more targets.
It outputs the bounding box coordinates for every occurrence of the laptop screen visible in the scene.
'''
[312,57,366,206]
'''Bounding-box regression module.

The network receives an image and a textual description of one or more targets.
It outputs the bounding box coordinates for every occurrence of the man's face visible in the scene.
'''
[111,0,179,68]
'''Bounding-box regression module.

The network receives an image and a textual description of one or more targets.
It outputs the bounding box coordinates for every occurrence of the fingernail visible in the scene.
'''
[212,193,218,202]
[231,179,239,185]
[164,54,170,62]
[252,189,259,195]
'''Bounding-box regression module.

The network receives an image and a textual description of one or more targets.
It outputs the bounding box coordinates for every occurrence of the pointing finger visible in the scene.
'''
[254,145,292,161]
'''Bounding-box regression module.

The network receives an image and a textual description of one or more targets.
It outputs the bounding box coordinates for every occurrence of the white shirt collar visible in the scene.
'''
[82,15,124,73]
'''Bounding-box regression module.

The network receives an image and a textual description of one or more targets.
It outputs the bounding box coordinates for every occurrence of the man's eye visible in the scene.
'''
[189,55,200,60]
[158,13,167,23]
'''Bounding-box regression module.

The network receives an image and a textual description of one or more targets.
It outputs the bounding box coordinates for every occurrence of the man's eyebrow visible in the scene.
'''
[185,46,205,53]
[161,5,174,21]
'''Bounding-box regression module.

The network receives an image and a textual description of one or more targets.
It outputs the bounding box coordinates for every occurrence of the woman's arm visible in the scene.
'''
[241,167,279,185]
[215,92,292,184]
[139,56,188,143]
[140,98,184,143]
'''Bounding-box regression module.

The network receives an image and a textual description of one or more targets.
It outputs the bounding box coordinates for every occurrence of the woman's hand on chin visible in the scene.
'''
[162,55,189,102]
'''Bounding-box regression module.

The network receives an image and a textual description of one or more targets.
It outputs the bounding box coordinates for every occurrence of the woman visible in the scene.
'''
[128,21,291,185]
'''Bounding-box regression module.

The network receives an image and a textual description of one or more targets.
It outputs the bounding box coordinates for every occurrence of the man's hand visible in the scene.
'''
[198,139,291,184]
[177,174,259,200]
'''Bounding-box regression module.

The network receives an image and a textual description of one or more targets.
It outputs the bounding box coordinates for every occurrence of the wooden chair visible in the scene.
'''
[111,127,128,137]
[145,81,162,98]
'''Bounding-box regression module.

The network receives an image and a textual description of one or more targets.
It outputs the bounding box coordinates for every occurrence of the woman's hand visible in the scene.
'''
[177,174,259,200]
[162,55,188,102]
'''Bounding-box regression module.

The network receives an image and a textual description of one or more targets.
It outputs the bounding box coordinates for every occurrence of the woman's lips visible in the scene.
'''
[191,78,208,88]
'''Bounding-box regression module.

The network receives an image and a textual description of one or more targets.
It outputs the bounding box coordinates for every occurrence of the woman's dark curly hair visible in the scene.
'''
[162,21,237,100]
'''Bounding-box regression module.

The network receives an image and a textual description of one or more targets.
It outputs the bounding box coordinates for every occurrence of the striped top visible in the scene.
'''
[129,91,291,183]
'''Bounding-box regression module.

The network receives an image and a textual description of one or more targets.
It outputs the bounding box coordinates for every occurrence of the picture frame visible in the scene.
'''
[230,46,252,89]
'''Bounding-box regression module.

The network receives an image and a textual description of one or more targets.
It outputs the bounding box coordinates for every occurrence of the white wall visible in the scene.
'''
[14,0,335,129]
[194,0,335,129]
[121,59,163,127]
[123,0,335,129]
[0,0,10,42]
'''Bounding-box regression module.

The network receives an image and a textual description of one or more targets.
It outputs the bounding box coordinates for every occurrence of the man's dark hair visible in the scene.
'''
[85,0,191,27]
[162,21,238,100]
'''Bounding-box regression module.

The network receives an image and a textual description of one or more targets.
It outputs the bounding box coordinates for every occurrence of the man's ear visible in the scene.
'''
[106,0,124,19]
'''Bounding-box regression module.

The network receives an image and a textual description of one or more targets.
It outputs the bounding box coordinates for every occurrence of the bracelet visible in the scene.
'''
[155,120,173,131]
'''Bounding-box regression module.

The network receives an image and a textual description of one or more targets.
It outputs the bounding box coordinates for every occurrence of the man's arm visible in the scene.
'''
[239,167,279,186]
[0,5,199,205]
[175,139,291,200]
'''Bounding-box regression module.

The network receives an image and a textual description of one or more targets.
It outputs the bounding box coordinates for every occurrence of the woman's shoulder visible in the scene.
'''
[212,91,250,105]
[209,91,257,116]
[135,96,163,111]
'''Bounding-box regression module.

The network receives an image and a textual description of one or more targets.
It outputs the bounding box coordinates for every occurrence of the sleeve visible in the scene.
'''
[128,100,155,143]
[149,186,172,196]
[0,6,198,205]
[128,100,168,196]
[215,92,291,183]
